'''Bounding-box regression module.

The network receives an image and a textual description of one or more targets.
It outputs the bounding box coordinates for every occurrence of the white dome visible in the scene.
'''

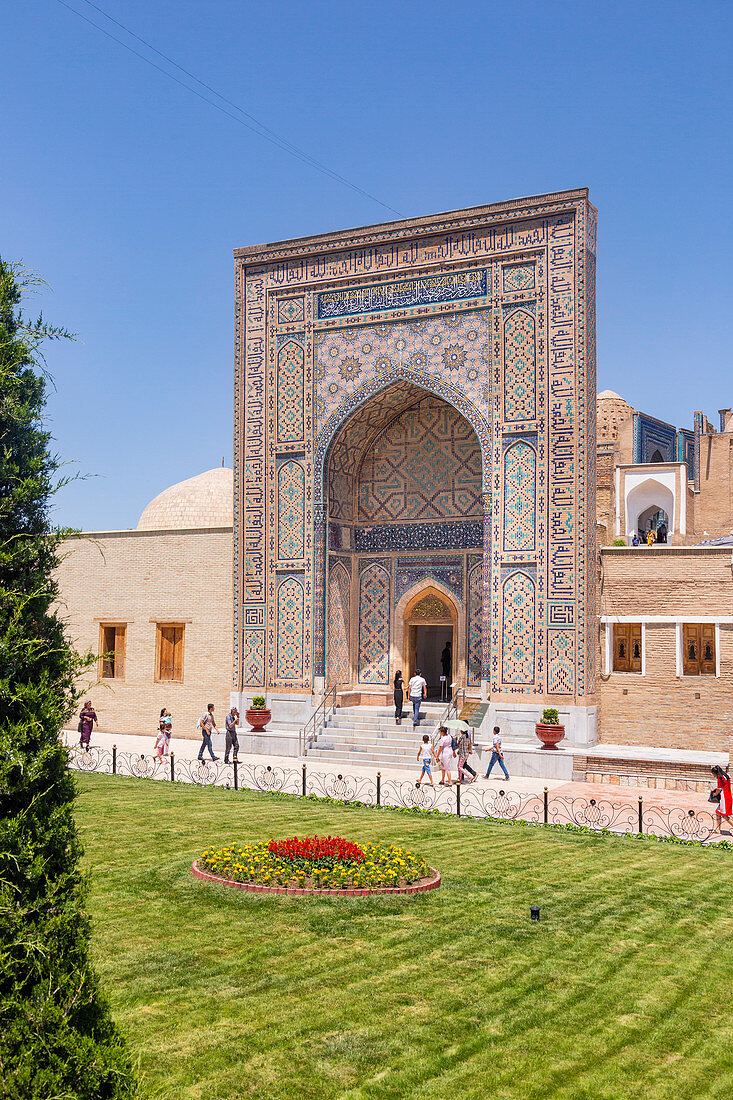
[137,468,233,530]
[597,389,628,403]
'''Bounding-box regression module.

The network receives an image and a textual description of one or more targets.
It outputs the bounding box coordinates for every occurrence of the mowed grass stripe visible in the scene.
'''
[74,773,733,1099]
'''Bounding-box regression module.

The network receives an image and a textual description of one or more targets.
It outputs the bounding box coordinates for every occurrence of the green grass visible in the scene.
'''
[76,772,733,1099]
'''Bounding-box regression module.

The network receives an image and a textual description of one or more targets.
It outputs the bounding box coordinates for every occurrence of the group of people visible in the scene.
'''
[631,523,667,547]
[195,704,241,764]
[416,725,510,787]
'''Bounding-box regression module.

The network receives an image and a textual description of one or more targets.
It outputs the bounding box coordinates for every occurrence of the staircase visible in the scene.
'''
[305,703,450,770]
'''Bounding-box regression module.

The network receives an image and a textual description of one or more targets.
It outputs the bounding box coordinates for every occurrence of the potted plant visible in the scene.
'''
[535,707,565,749]
[245,695,271,732]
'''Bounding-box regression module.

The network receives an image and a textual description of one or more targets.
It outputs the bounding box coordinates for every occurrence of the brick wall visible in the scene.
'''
[54,527,233,738]
[599,547,733,750]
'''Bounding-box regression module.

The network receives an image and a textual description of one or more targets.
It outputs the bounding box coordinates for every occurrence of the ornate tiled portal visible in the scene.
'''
[233,190,597,725]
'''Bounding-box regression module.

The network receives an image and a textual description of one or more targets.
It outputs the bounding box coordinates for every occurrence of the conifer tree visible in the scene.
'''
[0,259,136,1098]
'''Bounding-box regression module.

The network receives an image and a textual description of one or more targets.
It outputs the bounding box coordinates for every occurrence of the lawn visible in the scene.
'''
[76,772,733,1099]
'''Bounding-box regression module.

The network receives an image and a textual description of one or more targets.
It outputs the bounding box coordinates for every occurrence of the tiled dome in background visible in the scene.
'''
[137,467,233,530]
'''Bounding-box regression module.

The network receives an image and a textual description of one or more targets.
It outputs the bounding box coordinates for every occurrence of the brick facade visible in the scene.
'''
[54,527,233,738]
[598,547,733,751]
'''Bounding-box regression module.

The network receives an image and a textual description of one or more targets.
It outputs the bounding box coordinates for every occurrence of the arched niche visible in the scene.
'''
[394,581,463,699]
[625,476,676,538]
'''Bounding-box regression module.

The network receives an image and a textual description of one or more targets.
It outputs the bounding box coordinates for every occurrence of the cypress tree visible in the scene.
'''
[0,259,136,1098]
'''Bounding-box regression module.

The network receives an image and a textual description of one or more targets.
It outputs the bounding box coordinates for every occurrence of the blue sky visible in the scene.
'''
[3,0,732,530]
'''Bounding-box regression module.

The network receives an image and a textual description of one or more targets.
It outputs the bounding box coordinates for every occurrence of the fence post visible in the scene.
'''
[112,744,117,775]
[302,763,307,797]
[638,796,643,835]
[233,755,238,791]
[170,752,175,783]
[456,780,461,817]
[543,786,548,825]
[376,772,381,806]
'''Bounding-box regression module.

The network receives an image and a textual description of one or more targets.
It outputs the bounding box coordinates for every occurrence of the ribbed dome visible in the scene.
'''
[597,389,628,403]
[137,468,233,530]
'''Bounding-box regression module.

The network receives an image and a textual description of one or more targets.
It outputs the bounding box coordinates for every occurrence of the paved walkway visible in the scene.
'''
[63,728,725,830]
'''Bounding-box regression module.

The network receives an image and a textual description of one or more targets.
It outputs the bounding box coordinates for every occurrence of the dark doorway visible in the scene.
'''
[415,625,453,699]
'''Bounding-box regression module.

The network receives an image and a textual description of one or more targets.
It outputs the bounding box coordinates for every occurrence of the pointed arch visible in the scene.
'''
[357,564,391,685]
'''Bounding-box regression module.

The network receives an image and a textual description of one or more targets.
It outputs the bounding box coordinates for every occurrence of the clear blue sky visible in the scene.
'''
[3,0,732,530]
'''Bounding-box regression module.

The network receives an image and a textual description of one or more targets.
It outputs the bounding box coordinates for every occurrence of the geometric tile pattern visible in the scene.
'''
[315,311,488,435]
[502,263,535,293]
[277,461,305,560]
[504,309,536,421]
[277,339,304,442]
[547,627,575,694]
[354,519,483,553]
[327,561,351,687]
[277,297,305,324]
[243,628,265,686]
[357,564,390,684]
[503,441,536,551]
[276,577,304,681]
[359,398,482,522]
[395,557,463,604]
[501,571,536,685]
[633,412,676,465]
[467,561,482,687]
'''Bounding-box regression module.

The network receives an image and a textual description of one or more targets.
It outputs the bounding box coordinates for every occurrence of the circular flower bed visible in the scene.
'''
[193,834,440,895]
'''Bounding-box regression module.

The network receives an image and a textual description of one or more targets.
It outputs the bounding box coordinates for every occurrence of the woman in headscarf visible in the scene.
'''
[711,765,732,832]
[393,670,404,725]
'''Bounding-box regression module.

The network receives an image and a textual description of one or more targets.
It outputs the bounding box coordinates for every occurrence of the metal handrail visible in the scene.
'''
[299,682,340,756]
[432,684,466,743]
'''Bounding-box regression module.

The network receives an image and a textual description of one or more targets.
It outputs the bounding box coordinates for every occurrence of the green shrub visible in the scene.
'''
[612,537,627,547]
[250,696,267,709]
[0,259,137,1098]
[541,708,560,726]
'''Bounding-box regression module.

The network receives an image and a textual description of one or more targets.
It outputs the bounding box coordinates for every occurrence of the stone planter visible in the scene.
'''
[535,722,566,749]
[245,707,271,732]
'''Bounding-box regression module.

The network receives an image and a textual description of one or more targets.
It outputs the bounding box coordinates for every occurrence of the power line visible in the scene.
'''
[53,0,402,217]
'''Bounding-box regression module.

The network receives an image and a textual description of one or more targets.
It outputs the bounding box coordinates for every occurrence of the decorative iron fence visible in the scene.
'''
[67,746,721,844]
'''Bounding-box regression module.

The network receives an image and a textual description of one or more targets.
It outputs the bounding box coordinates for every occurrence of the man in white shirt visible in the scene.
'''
[407,669,427,727]
[484,725,510,779]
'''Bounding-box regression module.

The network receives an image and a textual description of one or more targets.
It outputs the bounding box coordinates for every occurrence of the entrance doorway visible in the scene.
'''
[402,588,458,700]
[413,624,452,699]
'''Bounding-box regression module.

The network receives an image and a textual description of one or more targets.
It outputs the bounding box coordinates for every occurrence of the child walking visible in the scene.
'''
[416,733,436,787]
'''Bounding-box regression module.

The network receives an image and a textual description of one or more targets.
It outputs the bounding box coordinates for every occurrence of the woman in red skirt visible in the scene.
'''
[711,765,732,832]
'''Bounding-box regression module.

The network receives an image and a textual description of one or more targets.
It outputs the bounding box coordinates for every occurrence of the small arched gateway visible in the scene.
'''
[232,191,598,745]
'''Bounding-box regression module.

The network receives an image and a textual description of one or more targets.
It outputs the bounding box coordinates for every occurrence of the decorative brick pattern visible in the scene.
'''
[277,339,304,443]
[358,564,390,684]
[502,262,535,293]
[327,560,351,687]
[503,309,537,422]
[276,577,304,681]
[358,398,482,523]
[277,461,305,560]
[467,562,482,686]
[501,571,535,685]
[503,441,536,552]
[547,628,575,694]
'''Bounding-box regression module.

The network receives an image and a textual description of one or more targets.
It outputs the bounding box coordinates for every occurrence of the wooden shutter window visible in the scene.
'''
[700,624,716,675]
[613,625,629,672]
[630,625,642,673]
[100,624,126,679]
[683,624,700,675]
[156,624,184,682]
[114,625,126,679]
[682,624,715,675]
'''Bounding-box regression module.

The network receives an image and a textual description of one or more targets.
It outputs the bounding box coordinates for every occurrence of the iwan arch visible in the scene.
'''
[232,190,598,744]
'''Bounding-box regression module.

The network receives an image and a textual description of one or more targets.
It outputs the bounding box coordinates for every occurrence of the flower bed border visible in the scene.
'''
[191,859,441,896]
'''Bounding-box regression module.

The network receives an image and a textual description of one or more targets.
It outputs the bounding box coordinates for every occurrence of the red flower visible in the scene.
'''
[267,835,365,864]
